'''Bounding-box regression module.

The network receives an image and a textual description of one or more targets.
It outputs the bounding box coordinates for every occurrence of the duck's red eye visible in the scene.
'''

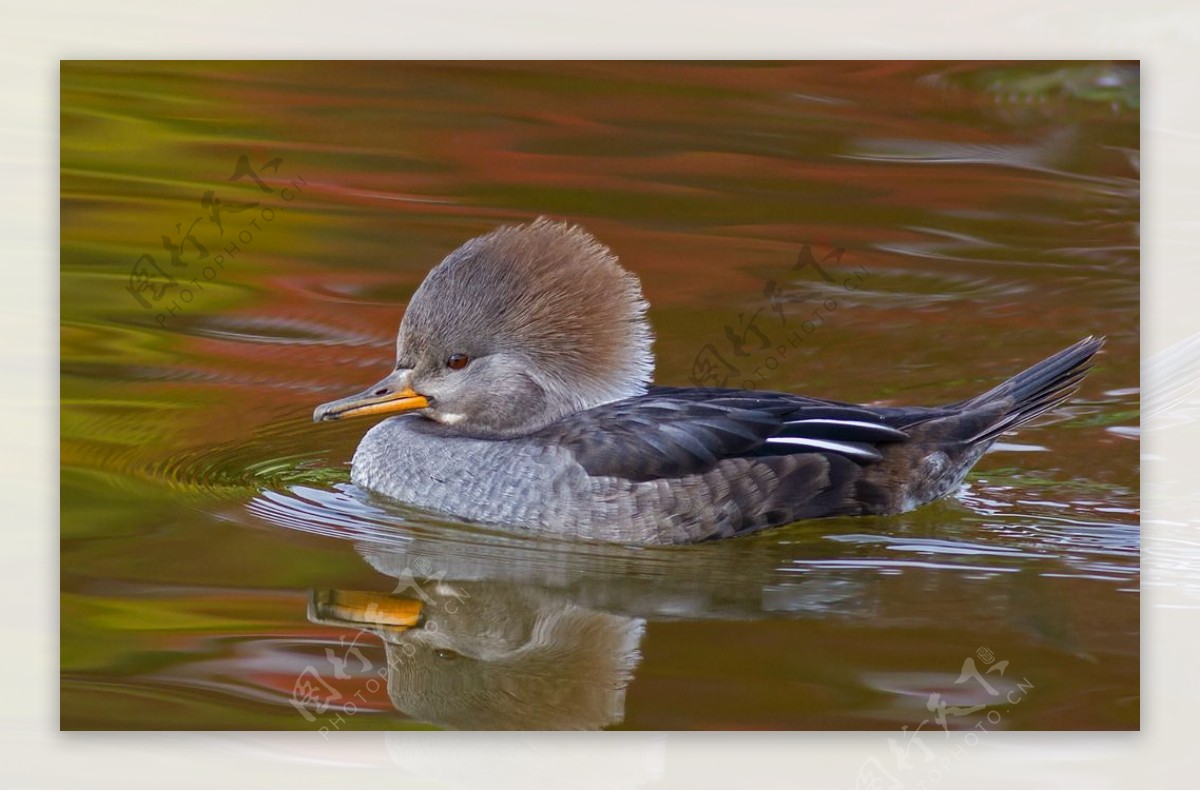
[446,353,470,370]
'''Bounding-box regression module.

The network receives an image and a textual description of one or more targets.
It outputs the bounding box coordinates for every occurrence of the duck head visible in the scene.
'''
[313,218,654,437]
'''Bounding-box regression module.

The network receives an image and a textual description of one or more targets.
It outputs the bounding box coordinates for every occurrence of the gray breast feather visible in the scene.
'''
[349,396,914,543]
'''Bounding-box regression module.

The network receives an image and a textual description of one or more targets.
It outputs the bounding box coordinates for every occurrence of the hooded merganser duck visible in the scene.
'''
[314,218,1103,545]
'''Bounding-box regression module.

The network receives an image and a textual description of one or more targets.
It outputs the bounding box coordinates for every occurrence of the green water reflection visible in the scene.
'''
[61,61,1139,732]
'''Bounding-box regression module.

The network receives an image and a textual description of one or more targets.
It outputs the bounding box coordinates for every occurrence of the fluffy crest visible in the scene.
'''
[400,217,655,410]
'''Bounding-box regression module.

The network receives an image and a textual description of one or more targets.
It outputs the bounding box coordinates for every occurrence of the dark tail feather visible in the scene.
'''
[951,336,1105,443]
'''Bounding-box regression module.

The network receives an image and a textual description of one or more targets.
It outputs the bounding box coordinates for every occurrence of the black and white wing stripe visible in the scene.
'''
[545,387,912,482]
[760,413,909,462]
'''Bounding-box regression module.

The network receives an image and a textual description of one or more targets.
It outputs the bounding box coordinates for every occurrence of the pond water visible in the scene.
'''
[61,61,1139,731]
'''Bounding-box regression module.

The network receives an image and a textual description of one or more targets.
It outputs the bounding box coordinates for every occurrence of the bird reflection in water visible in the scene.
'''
[309,575,644,730]
[299,521,889,730]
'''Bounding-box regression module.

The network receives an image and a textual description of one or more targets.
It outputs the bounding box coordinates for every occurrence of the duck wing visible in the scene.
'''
[545,387,913,483]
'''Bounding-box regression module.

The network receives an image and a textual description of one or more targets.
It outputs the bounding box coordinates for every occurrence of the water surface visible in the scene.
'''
[61,61,1139,731]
